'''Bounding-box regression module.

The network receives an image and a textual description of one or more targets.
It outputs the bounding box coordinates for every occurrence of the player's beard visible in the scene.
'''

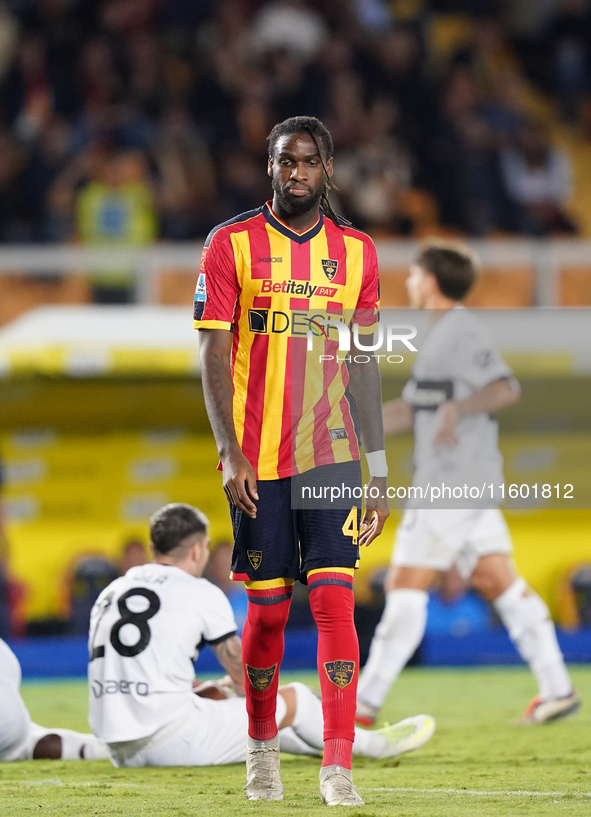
[272,179,324,217]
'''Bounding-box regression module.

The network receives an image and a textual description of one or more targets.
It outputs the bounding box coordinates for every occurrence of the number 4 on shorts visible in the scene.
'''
[342,506,358,546]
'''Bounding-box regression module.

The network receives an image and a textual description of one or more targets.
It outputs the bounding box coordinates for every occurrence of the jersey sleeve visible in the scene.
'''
[199,582,238,644]
[193,231,240,330]
[353,237,380,335]
[456,321,515,392]
[401,378,415,405]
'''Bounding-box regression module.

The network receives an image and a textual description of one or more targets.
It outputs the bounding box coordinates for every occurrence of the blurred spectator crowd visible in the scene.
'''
[0,0,588,246]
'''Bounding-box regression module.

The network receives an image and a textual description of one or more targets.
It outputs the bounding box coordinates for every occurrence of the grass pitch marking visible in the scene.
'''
[362,787,591,798]
[5,780,147,788]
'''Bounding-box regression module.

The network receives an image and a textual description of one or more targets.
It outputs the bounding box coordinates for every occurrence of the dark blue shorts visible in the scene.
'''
[230,461,362,583]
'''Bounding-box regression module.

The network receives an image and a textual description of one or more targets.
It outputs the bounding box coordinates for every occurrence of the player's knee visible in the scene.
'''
[376,588,428,640]
[309,586,354,630]
[384,565,401,593]
[472,572,496,600]
[32,734,63,760]
[386,565,435,593]
[472,569,508,601]
[246,598,290,636]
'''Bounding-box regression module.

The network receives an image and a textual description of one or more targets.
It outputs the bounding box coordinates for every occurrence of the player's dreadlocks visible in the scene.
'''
[267,116,349,230]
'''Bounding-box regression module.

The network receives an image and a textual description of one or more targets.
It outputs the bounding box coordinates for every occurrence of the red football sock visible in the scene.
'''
[242,582,293,742]
[308,570,358,769]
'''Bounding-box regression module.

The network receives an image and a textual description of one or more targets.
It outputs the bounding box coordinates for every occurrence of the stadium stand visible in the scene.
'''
[0,0,587,256]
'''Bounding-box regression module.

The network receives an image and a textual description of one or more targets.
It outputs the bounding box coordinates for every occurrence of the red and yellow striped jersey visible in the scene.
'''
[194,202,379,480]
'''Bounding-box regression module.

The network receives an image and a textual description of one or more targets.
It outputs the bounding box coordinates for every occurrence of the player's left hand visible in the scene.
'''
[433,400,459,450]
[359,476,389,546]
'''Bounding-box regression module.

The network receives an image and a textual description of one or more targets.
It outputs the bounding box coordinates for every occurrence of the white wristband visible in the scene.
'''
[366,450,388,478]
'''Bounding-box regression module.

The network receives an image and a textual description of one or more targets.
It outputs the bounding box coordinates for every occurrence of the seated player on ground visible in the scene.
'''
[0,638,110,762]
[88,503,435,768]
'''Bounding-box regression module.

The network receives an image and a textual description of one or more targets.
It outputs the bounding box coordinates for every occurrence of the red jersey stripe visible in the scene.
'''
[290,298,309,310]
[325,219,348,287]
[240,333,269,474]
[289,335,307,475]
[248,227,272,279]
[340,389,358,461]
[277,336,293,477]
[290,239,311,281]
[311,341,338,467]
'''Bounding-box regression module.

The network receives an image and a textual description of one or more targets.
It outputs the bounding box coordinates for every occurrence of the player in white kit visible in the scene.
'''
[0,637,110,761]
[357,242,579,727]
[89,503,435,772]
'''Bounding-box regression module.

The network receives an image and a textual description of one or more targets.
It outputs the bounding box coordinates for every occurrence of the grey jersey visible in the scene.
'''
[402,306,516,504]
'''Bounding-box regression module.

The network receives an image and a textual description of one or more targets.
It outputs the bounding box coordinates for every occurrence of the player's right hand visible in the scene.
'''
[222,448,258,518]
[433,400,459,450]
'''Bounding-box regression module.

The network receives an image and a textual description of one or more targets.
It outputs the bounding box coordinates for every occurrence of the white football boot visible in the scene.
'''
[375,714,436,758]
[520,690,580,724]
[244,735,284,801]
[319,765,364,807]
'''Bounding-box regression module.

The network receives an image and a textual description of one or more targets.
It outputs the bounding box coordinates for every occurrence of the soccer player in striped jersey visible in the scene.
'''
[196,116,390,806]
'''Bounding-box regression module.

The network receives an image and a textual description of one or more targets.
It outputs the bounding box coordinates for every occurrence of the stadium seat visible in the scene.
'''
[464,266,535,308]
[379,265,536,308]
[0,273,91,327]
[157,267,196,305]
[558,267,591,306]
[556,562,591,627]
[378,268,409,307]
[397,189,440,235]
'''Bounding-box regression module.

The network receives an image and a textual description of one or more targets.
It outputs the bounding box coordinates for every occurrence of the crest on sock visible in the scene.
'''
[324,660,355,689]
[246,664,277,690]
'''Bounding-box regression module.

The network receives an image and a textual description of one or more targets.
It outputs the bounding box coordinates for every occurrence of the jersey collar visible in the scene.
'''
[263,201,324,244]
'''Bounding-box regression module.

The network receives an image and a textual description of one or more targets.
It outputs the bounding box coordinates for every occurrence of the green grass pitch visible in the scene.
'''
[2,666,590,816]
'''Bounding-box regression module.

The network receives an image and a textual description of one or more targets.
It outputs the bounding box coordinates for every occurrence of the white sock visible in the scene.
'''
[493,578,572,699]
[285,681,388,759]
[247,734,279,750]
[357,589,428,711]
[30,726,112,761]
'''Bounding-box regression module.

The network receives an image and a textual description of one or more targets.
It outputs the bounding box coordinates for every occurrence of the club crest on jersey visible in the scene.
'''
[321,259,339,282]
[247,549,263,570]
[324,660,355,689]
[246,663,277,691]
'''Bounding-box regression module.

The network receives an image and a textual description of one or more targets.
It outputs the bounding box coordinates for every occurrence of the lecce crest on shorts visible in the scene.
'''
[246,663,277,690]
[324,660,355,688]
[247,550,262,570]
[321,258,338,282]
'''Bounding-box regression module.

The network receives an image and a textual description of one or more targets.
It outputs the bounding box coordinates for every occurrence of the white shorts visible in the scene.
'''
[392,508,512,579]
[109,693,289,768]
[0,640,47,762]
